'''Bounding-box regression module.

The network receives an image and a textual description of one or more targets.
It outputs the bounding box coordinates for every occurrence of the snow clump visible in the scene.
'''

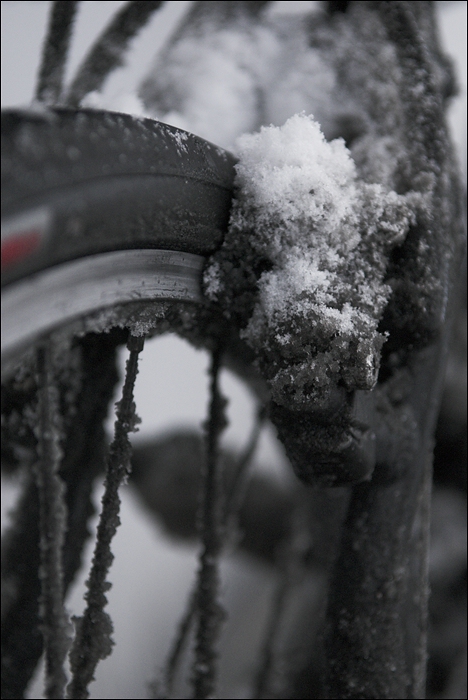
[205,114,418,410]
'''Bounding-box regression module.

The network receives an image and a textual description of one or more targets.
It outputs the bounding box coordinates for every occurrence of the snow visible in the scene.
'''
[231,115,359,248]
[137,4,440,409]
[205,114,419,409]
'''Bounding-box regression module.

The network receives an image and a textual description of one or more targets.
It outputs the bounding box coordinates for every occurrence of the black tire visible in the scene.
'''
[1,108,237,362]
[2,108,236,282]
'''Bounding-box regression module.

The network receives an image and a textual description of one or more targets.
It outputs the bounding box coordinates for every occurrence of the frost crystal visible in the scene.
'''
[205,114,418,409]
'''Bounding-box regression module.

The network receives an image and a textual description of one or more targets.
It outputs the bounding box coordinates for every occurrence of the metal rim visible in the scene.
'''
[1,248,204,364]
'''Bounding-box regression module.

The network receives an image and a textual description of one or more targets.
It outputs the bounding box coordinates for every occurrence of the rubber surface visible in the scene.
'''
[1,108,237,287]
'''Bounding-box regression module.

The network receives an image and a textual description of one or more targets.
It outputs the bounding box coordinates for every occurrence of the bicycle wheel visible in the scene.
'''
[2,107,237,370]
[0,100,240,698]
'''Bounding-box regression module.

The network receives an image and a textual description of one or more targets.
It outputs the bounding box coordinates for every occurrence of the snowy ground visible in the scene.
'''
[1,2,466,699]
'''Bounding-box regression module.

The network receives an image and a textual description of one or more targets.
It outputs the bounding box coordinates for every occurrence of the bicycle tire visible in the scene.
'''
[1,107,237,364]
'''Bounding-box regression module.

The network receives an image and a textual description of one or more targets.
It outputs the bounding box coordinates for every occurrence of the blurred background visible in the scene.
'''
[1,2,466,698]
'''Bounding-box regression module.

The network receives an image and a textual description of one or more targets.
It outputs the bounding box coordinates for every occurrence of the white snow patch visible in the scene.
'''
[205,114,419,408]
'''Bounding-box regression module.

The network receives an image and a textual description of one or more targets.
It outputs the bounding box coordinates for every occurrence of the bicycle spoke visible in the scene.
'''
[34,344,70,700]
[35,1,80,105]
[65,1,164,108]
[155,406,264,698]
[192,348,228,700]
[67,334,144,700]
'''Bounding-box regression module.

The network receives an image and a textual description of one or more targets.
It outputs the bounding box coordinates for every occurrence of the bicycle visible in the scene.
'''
[2,2,466,699]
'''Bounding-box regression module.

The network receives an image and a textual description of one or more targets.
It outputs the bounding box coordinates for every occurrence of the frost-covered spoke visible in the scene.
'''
[34,344,70,700]
[67,334,144,700]
[65,0,164,108]
[158,407,264,697]
[192,348,228,700]
[35,1,80,105]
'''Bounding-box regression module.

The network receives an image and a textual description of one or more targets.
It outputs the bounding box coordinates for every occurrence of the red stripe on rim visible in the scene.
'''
[1,230,42,270]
